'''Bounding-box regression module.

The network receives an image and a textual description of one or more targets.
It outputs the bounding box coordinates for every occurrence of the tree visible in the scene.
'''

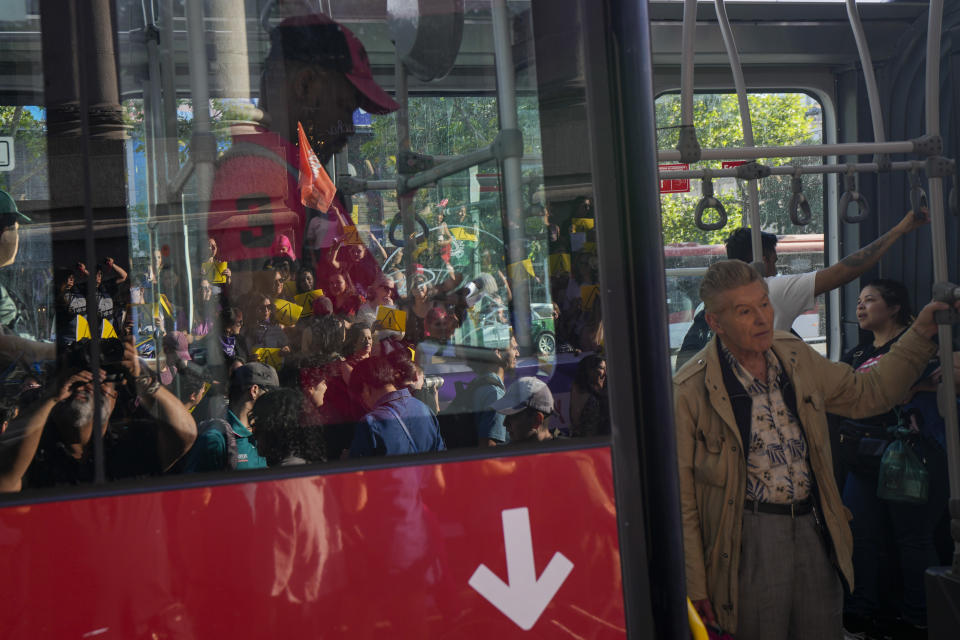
[0,106,47,199]
[656,93,824,245]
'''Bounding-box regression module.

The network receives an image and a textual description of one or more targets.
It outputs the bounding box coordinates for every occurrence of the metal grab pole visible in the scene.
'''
[395,59,417,295]
[185,0,217,332]
[680,0,697,131]
[658,139,918,162]
[491,0,531,351]
[715,0,761,261]
[845,0,887,147]
[924,0,960,573]
[658,159,931,180]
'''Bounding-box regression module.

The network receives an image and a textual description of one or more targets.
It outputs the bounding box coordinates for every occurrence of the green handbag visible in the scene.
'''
[876,428,929,504]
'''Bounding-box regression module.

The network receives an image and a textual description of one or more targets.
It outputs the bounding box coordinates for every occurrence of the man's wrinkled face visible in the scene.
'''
[705,280,774,358]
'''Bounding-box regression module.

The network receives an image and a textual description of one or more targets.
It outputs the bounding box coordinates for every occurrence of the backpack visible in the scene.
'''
[179,417,238,472]
[437,374,504,449]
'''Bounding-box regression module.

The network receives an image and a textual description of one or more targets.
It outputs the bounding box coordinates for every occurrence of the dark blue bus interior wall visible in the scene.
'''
[839,3,960,353]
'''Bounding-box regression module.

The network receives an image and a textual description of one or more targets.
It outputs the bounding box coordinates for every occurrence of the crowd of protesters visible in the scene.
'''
[0,190,608,493]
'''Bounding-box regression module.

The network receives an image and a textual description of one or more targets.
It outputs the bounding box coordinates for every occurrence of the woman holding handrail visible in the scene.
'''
[838,279,949,639]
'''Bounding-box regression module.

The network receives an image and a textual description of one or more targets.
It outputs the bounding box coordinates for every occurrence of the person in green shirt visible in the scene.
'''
[184,362,277,471]
[0,190,54,364]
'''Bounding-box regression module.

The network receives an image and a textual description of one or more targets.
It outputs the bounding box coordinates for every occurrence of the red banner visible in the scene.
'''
[298,121,337,213]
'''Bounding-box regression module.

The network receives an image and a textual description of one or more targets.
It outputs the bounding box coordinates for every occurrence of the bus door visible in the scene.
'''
[0,1,682,637]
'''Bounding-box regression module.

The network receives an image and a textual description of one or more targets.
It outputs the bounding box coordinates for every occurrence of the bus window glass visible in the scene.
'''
[0,1,611,498]
[656,92,826,369]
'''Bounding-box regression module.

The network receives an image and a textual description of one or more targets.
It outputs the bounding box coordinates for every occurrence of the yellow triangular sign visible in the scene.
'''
[294,289,325,317]
[376,305,407,332]
[75,316,118,341]
[580,284,600,311]
[549,253,571,274]
[571,217,595,232]
[451,226,478,243]
[342,225,363,246]
[201,261,229,284]
[272,298,303,326]
[254,347,284,370]
[508,258,535,282]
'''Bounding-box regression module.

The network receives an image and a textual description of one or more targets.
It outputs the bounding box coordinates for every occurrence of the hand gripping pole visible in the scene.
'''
[839,170,870,224]
[788,168,812,226]
[909,168,929,217]
[949,172,959,217]
[694,173,728,231]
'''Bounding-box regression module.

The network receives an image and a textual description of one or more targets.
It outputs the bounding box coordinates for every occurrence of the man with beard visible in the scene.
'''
[20,338,197,488]
[208,13,399,268]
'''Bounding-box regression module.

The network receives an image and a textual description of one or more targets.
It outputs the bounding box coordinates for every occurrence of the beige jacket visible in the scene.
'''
[673,328,936,632]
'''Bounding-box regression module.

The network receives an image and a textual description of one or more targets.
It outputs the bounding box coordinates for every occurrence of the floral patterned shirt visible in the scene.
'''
[721,343,811,504]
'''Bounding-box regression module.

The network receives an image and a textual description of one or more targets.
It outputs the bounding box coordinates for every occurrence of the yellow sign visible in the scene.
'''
[352,204,360,224]
[412,240,429,260]
[450,226,478,243]
[254,347,284,370]
[508,258,535,281]
[156,293,173,317]
[580,284,600,311]
[549,253,571,274]
[294,289,325,317]
[76,316,118,341]
[571,217,595,232]
[201,261,229,284]
[273,298,303,326]
[376,306,407,332]
[342,225,363,246]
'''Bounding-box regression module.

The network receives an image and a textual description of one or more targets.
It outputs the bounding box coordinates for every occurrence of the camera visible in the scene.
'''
[62,338,127,381]
[422,375,445,391]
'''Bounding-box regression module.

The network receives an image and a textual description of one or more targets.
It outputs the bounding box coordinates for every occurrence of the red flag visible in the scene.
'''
[298,122,337,213]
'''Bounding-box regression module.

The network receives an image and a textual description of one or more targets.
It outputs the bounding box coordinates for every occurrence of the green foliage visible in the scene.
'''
[0,106,47,197]
[657,93,824,245]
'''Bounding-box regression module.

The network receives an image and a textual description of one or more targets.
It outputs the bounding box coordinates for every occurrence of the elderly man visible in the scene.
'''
[673,259,956,639]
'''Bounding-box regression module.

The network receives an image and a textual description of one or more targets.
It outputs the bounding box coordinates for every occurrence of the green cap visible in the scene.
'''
[0,190,31,223]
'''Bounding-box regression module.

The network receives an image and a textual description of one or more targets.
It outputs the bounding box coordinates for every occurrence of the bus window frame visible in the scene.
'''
[652,87,838,358]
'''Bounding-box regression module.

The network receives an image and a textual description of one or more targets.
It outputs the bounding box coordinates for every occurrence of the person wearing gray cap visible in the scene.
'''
[183,362,278,471]
[492,377,558,443]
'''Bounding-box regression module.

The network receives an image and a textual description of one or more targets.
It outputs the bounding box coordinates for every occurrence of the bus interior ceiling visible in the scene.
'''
[2,2,955,281]
[649,0,960,341]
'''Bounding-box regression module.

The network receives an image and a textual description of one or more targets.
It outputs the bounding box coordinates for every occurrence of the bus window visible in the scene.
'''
[656,92,827,369]
[0,1,612,498]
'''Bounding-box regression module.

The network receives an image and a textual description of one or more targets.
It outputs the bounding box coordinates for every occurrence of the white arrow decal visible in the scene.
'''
[468,507,574,630]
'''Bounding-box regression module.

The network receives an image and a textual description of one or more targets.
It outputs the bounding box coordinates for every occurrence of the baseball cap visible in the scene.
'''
[271,15,400,115]
[162,331,192,362]
[492,377,554,416]
[230,362,279,391]
[0,189,31,225]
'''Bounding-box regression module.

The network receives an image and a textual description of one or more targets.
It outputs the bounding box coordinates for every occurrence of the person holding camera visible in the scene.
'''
[20,337,197,488]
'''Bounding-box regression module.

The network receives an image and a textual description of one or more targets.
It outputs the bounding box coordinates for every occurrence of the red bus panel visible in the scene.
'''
[0,447,625,639]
